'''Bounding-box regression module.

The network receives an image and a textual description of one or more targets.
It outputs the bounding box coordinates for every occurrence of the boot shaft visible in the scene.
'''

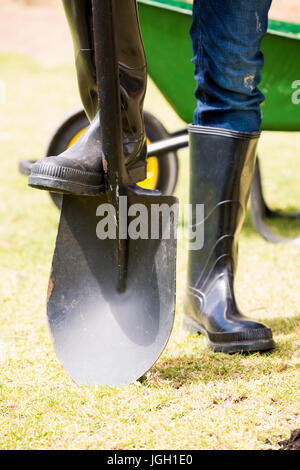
[63,0,97,120]
[62,0,147,122]
[187,126,259,288]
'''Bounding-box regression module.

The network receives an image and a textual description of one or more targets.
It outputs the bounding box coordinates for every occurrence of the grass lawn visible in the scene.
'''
[0,53,299,450]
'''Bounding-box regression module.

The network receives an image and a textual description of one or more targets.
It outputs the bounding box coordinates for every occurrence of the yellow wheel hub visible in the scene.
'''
[67,127,87,148]
[68,130,159,190]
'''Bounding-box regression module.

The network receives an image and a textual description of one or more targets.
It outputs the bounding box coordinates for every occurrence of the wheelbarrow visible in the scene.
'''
[20,0,300,244]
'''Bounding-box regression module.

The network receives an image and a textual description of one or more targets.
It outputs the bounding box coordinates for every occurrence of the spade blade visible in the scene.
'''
[47,191,178,386]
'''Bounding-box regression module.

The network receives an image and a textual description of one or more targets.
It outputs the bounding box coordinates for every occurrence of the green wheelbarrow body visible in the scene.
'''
[138,0,300,131]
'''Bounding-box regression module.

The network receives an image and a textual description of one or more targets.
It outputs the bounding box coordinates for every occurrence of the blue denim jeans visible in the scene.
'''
[190,0,272,132]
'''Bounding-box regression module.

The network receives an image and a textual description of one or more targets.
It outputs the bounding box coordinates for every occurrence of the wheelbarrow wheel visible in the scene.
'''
[44,108,179,209]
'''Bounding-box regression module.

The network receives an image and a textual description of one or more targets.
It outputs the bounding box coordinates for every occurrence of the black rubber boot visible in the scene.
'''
[29,0,147,195]
[183,125,275,353]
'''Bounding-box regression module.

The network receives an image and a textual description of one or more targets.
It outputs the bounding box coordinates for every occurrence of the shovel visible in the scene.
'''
[46,0,178,387]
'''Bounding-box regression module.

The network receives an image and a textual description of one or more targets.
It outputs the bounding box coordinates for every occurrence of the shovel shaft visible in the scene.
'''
[92,0,129,189]
[92,0,129,291]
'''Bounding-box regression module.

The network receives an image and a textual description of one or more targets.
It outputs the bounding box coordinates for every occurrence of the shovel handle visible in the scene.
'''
[92,0,129,292]
[92,0,129,189]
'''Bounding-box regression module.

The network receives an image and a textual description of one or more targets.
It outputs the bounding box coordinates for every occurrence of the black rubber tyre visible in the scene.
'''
[44,108,179,209]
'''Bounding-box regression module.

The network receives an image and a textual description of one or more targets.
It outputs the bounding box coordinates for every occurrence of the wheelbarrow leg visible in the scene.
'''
[250,157,300,245]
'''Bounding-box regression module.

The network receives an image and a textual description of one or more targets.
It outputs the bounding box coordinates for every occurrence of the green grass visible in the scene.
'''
[0,53,300,450]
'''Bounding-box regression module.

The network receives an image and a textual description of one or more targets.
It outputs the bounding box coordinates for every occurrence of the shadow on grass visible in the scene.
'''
[243,206,300,241]
[265,315,300,336]
[142,352,276,388]
[140,314,300,388]
[264,216,300,240]
[141,344,291,389]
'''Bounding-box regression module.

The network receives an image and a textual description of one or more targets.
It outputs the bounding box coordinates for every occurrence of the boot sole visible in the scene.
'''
[29,164,146,196]
[28,174,105,196]
[182,315,275,354]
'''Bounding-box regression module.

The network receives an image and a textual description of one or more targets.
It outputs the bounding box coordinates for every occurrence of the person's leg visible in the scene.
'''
[29,0,147,196]
[184,0,275,352]
[190,0,272,132]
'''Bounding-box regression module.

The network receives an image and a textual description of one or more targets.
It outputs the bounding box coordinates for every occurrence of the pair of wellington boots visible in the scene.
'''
[29,1,274,353]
